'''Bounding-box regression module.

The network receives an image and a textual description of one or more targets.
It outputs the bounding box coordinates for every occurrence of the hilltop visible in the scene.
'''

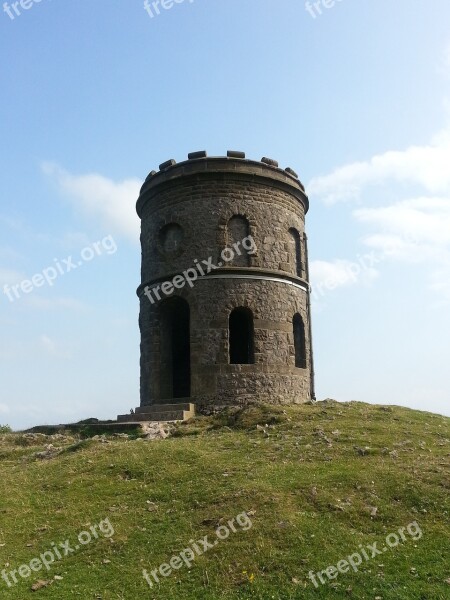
[0,401,449,599]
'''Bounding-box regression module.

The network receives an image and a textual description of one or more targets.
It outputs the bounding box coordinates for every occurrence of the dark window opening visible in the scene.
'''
[160,297,191,399]
[289,228,302,277]
[229,307,254,364]
[293,313,307,368]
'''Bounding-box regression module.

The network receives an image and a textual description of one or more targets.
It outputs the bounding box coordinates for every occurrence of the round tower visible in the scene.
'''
[136,151,314,413]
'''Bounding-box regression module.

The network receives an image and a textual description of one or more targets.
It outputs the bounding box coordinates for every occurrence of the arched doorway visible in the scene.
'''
[160,297,191,399]
[229,307,255,364]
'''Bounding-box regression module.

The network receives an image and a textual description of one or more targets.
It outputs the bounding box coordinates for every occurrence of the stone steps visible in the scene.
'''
[117,403,195,423]
[134,402,192,414]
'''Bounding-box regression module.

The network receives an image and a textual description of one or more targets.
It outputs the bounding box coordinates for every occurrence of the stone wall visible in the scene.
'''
[137,154,314,410]
[139,174,307,282]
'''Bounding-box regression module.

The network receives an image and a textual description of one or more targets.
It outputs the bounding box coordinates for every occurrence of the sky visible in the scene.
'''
[1,0,449,429]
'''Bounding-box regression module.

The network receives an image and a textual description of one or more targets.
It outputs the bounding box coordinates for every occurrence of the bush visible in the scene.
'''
[0,424,12,434]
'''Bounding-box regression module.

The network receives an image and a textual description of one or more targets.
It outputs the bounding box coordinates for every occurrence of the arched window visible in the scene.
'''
[289,228,302,277]
[303,233,310,280]
[227,215,250,266]
[293,313,307,369]
[159,223,184,255]
[160,297,190,398]
[229,307,254,364]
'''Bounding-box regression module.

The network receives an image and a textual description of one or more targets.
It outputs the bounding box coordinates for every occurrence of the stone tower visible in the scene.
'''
[120,151,314,421]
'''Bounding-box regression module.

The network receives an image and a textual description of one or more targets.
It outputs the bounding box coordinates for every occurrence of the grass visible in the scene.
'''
[0,401,449,599]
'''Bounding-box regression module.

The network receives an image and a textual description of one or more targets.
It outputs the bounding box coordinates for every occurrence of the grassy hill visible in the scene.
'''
[0,401,449,599]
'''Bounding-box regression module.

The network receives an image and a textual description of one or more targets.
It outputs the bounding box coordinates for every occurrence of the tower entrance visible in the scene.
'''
[160,297,191,399]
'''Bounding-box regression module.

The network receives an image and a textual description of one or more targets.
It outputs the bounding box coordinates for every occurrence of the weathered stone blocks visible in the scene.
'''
[137,154,314,410]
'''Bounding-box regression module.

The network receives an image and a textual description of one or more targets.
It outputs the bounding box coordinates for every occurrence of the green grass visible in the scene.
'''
[0,401,449,599]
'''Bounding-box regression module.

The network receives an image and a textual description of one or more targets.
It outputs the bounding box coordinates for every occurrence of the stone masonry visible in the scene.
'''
[130,151,315,415]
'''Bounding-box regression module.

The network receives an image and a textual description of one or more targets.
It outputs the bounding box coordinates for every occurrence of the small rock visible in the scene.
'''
[354,446,371,456]
[329,504,345,512]
[141,422,170,440]
[31,580,51,591]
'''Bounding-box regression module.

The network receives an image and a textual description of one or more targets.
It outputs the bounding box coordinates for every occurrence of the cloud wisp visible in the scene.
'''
[42,163,141,242]
[308,112,450,304]
[308,129,450,206]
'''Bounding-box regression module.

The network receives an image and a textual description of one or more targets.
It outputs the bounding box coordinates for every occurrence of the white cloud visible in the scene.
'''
[60,231,92,250]
[310,259,358,289]
[354,197,450,264]
[40,334,71,359]
[0,246,23,262]
[355,197,450,245]
[429,265,450,305]
[308,103,450,303]
[308,129,450,205]
[310,258,379,299]
[0,334,74,361]
[0,268,24,287]
[42,162,141,242]
[353,197,450,302]
[40,334,56,353]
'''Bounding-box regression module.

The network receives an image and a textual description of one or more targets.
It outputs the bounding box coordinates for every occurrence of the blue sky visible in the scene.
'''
[1,0,449,429]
